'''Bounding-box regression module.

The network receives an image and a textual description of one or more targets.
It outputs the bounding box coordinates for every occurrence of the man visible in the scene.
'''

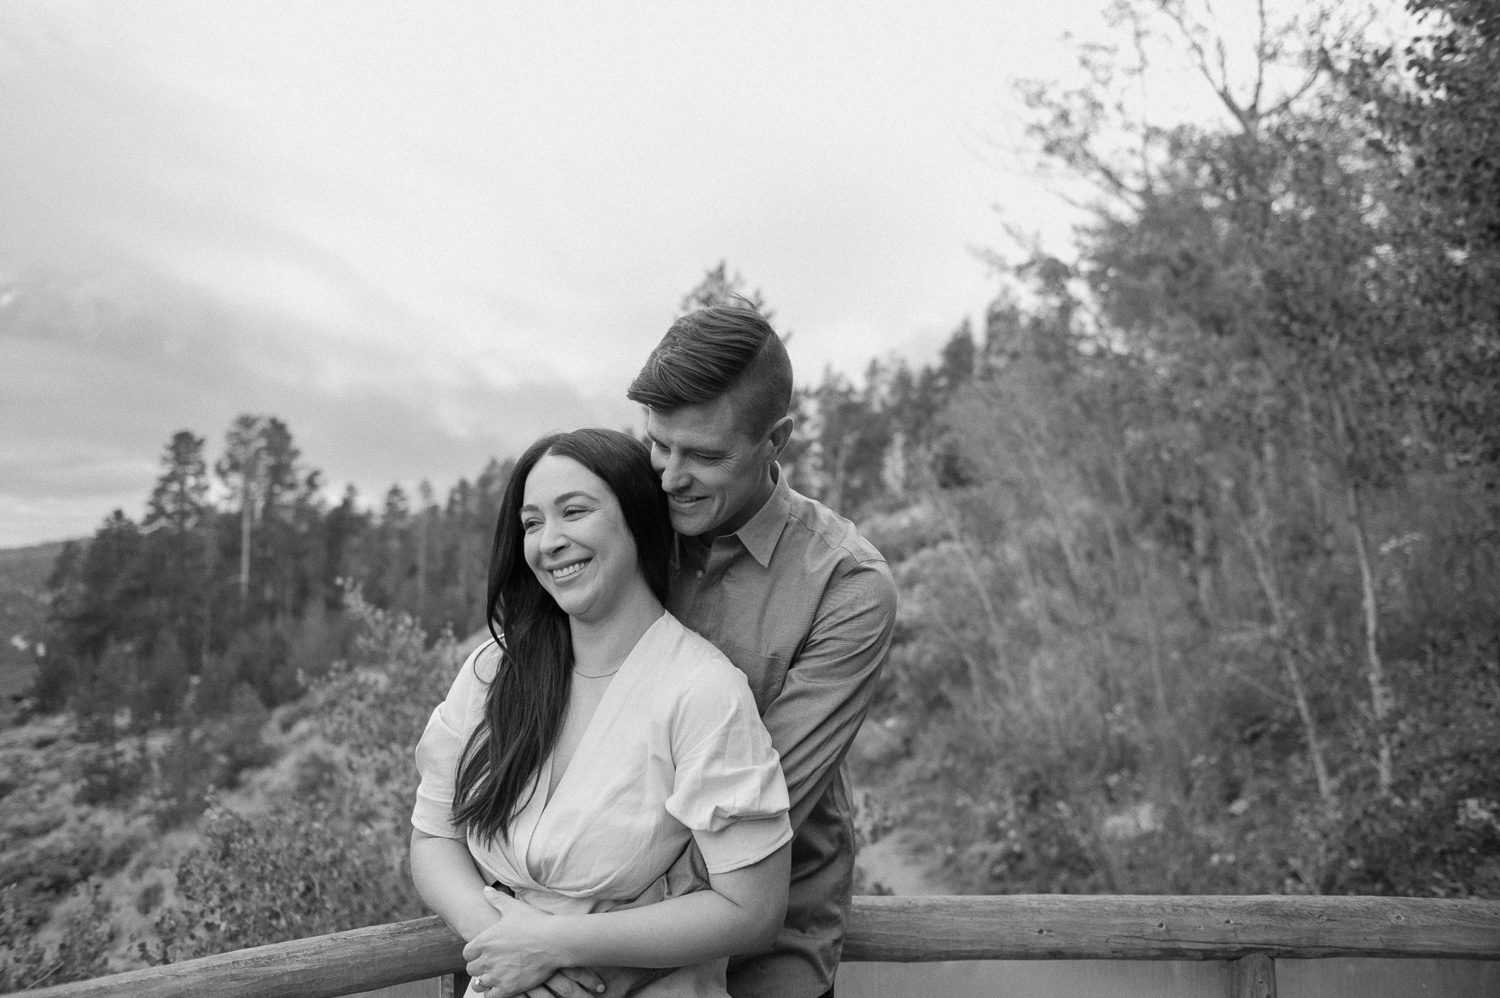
[624,301,898,997]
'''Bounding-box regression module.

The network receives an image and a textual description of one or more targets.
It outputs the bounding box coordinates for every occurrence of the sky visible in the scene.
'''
[0,0,1286,548]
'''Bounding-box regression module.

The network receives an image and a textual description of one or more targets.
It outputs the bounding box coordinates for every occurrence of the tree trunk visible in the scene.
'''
[1346,477,1396,794]
[1232,473,1337,809]
[927,490,1007,710]
[416,510,428,621]
[238,490,251,605]
[1331,395,1397,795]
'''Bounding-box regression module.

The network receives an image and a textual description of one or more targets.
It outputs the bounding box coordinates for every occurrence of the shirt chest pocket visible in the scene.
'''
[717,639,789,715]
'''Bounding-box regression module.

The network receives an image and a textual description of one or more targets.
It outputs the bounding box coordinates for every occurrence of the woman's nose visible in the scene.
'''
[539,520,567,551]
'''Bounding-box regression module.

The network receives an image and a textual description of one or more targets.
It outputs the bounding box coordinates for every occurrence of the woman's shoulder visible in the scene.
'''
[653,613,751,697]
[461,633,505,685]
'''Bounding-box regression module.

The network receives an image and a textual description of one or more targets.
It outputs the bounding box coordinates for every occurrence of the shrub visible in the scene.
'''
[147,594,458,963]
[0,881,115,992]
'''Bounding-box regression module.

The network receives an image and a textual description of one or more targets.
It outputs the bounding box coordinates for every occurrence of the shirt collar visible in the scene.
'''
[731,464,791,569]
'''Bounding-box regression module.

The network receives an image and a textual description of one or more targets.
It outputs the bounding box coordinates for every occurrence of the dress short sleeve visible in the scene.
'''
[412,641,495,839]
[664,657,792,875]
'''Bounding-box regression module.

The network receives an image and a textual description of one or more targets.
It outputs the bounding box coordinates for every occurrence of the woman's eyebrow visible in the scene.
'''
[519,490,595,513]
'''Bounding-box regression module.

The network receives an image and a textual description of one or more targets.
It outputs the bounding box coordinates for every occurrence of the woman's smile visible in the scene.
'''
[549,559,590,582]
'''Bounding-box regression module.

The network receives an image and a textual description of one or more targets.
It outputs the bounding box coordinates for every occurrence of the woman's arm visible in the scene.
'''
[462,842,790,991]
[413,830,607,998]
[410,828,504,942]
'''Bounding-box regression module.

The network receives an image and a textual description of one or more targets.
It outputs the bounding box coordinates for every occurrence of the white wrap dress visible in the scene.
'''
[412,612,793,997]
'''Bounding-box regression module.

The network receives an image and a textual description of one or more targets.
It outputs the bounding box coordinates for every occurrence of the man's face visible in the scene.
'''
[644,393,773,538]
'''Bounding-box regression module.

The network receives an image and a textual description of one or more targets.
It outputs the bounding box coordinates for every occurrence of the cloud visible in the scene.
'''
[0,256,636,544]
[0,0,1111,546]
[0,15,635,544]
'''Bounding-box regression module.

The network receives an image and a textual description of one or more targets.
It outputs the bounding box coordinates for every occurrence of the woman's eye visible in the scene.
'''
[564,505,589,518]
[522,518,541,531]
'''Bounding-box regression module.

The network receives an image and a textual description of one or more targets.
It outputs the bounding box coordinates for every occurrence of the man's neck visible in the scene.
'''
[700,465,777,542]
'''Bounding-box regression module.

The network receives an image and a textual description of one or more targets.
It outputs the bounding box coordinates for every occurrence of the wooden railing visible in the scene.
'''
[24,895,1500,998]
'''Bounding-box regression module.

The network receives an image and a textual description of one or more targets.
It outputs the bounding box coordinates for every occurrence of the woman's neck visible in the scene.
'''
[568,587,664,678]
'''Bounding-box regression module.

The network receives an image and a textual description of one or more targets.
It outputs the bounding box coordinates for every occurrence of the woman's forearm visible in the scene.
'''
[548,889,774,968]
[409,828,503,942]
[543,844,790,969]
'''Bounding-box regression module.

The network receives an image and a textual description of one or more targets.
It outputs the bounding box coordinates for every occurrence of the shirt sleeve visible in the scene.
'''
[765,557,897,832]
[411,641,494,839]
[665,657,793,875]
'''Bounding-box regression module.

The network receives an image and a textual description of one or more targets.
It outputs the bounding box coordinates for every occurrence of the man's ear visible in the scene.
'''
[764,415,794,462]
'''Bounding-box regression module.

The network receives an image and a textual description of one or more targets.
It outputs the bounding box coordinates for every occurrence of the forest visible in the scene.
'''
[3,0,1498,989]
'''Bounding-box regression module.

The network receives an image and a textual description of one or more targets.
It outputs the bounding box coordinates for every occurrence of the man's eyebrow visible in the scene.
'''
[647,436,727,459]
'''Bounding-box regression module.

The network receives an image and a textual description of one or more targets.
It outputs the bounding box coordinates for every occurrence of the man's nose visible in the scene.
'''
[659,454,690,494]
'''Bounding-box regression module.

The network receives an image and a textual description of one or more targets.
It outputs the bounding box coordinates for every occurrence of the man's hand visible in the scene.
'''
[507,966,607,998]
[476,963,644,997]
[589,965,661,997]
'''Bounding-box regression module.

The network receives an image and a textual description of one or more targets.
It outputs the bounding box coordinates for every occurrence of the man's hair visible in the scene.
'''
[627,301,793,439]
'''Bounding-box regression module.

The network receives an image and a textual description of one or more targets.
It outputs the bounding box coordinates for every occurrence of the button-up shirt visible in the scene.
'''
[668,468,897,998]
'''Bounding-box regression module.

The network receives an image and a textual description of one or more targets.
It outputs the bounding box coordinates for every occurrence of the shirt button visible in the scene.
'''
[695,570,704,578]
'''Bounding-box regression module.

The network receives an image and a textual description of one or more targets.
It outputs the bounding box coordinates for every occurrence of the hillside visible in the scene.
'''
[0,542,68,727]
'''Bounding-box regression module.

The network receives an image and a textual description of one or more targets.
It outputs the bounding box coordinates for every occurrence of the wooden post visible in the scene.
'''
[440,971,470,997]
[1229,954,1276,998]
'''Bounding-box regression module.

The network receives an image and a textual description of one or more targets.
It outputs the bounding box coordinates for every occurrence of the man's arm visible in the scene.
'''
[581,559,895,997]
[765,558,897,831]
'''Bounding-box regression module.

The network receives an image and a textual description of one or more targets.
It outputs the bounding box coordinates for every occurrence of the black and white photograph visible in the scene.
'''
[1,2,1497,996]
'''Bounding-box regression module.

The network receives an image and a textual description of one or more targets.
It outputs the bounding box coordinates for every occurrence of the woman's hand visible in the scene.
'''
[465,888,591,997]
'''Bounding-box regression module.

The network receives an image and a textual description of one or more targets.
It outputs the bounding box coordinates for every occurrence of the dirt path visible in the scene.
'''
[856,827,952,896]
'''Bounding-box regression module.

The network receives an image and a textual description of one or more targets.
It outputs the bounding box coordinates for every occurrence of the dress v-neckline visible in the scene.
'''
[513,613,667,872]
[543,678,613,806]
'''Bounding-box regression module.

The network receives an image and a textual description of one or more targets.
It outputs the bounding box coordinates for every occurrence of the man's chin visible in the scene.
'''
[669,515,702,537]
[669,508,713,537]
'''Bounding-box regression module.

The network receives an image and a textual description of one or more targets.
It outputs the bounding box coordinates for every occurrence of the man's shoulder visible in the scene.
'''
[654,612,760,698]
[780,484,889,570]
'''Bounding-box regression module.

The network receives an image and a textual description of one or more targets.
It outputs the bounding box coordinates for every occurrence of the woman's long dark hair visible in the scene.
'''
[451,428,671,843]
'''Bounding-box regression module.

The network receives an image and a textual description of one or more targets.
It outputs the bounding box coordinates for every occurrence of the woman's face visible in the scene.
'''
[520,453,643,623]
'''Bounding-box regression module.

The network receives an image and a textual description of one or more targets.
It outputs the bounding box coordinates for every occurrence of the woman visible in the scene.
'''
[411,428,792,998]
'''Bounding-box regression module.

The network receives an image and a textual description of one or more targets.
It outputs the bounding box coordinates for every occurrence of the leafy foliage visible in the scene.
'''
[149,596,459,963]
[843,0,1500,899]
[0,881,115,993]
